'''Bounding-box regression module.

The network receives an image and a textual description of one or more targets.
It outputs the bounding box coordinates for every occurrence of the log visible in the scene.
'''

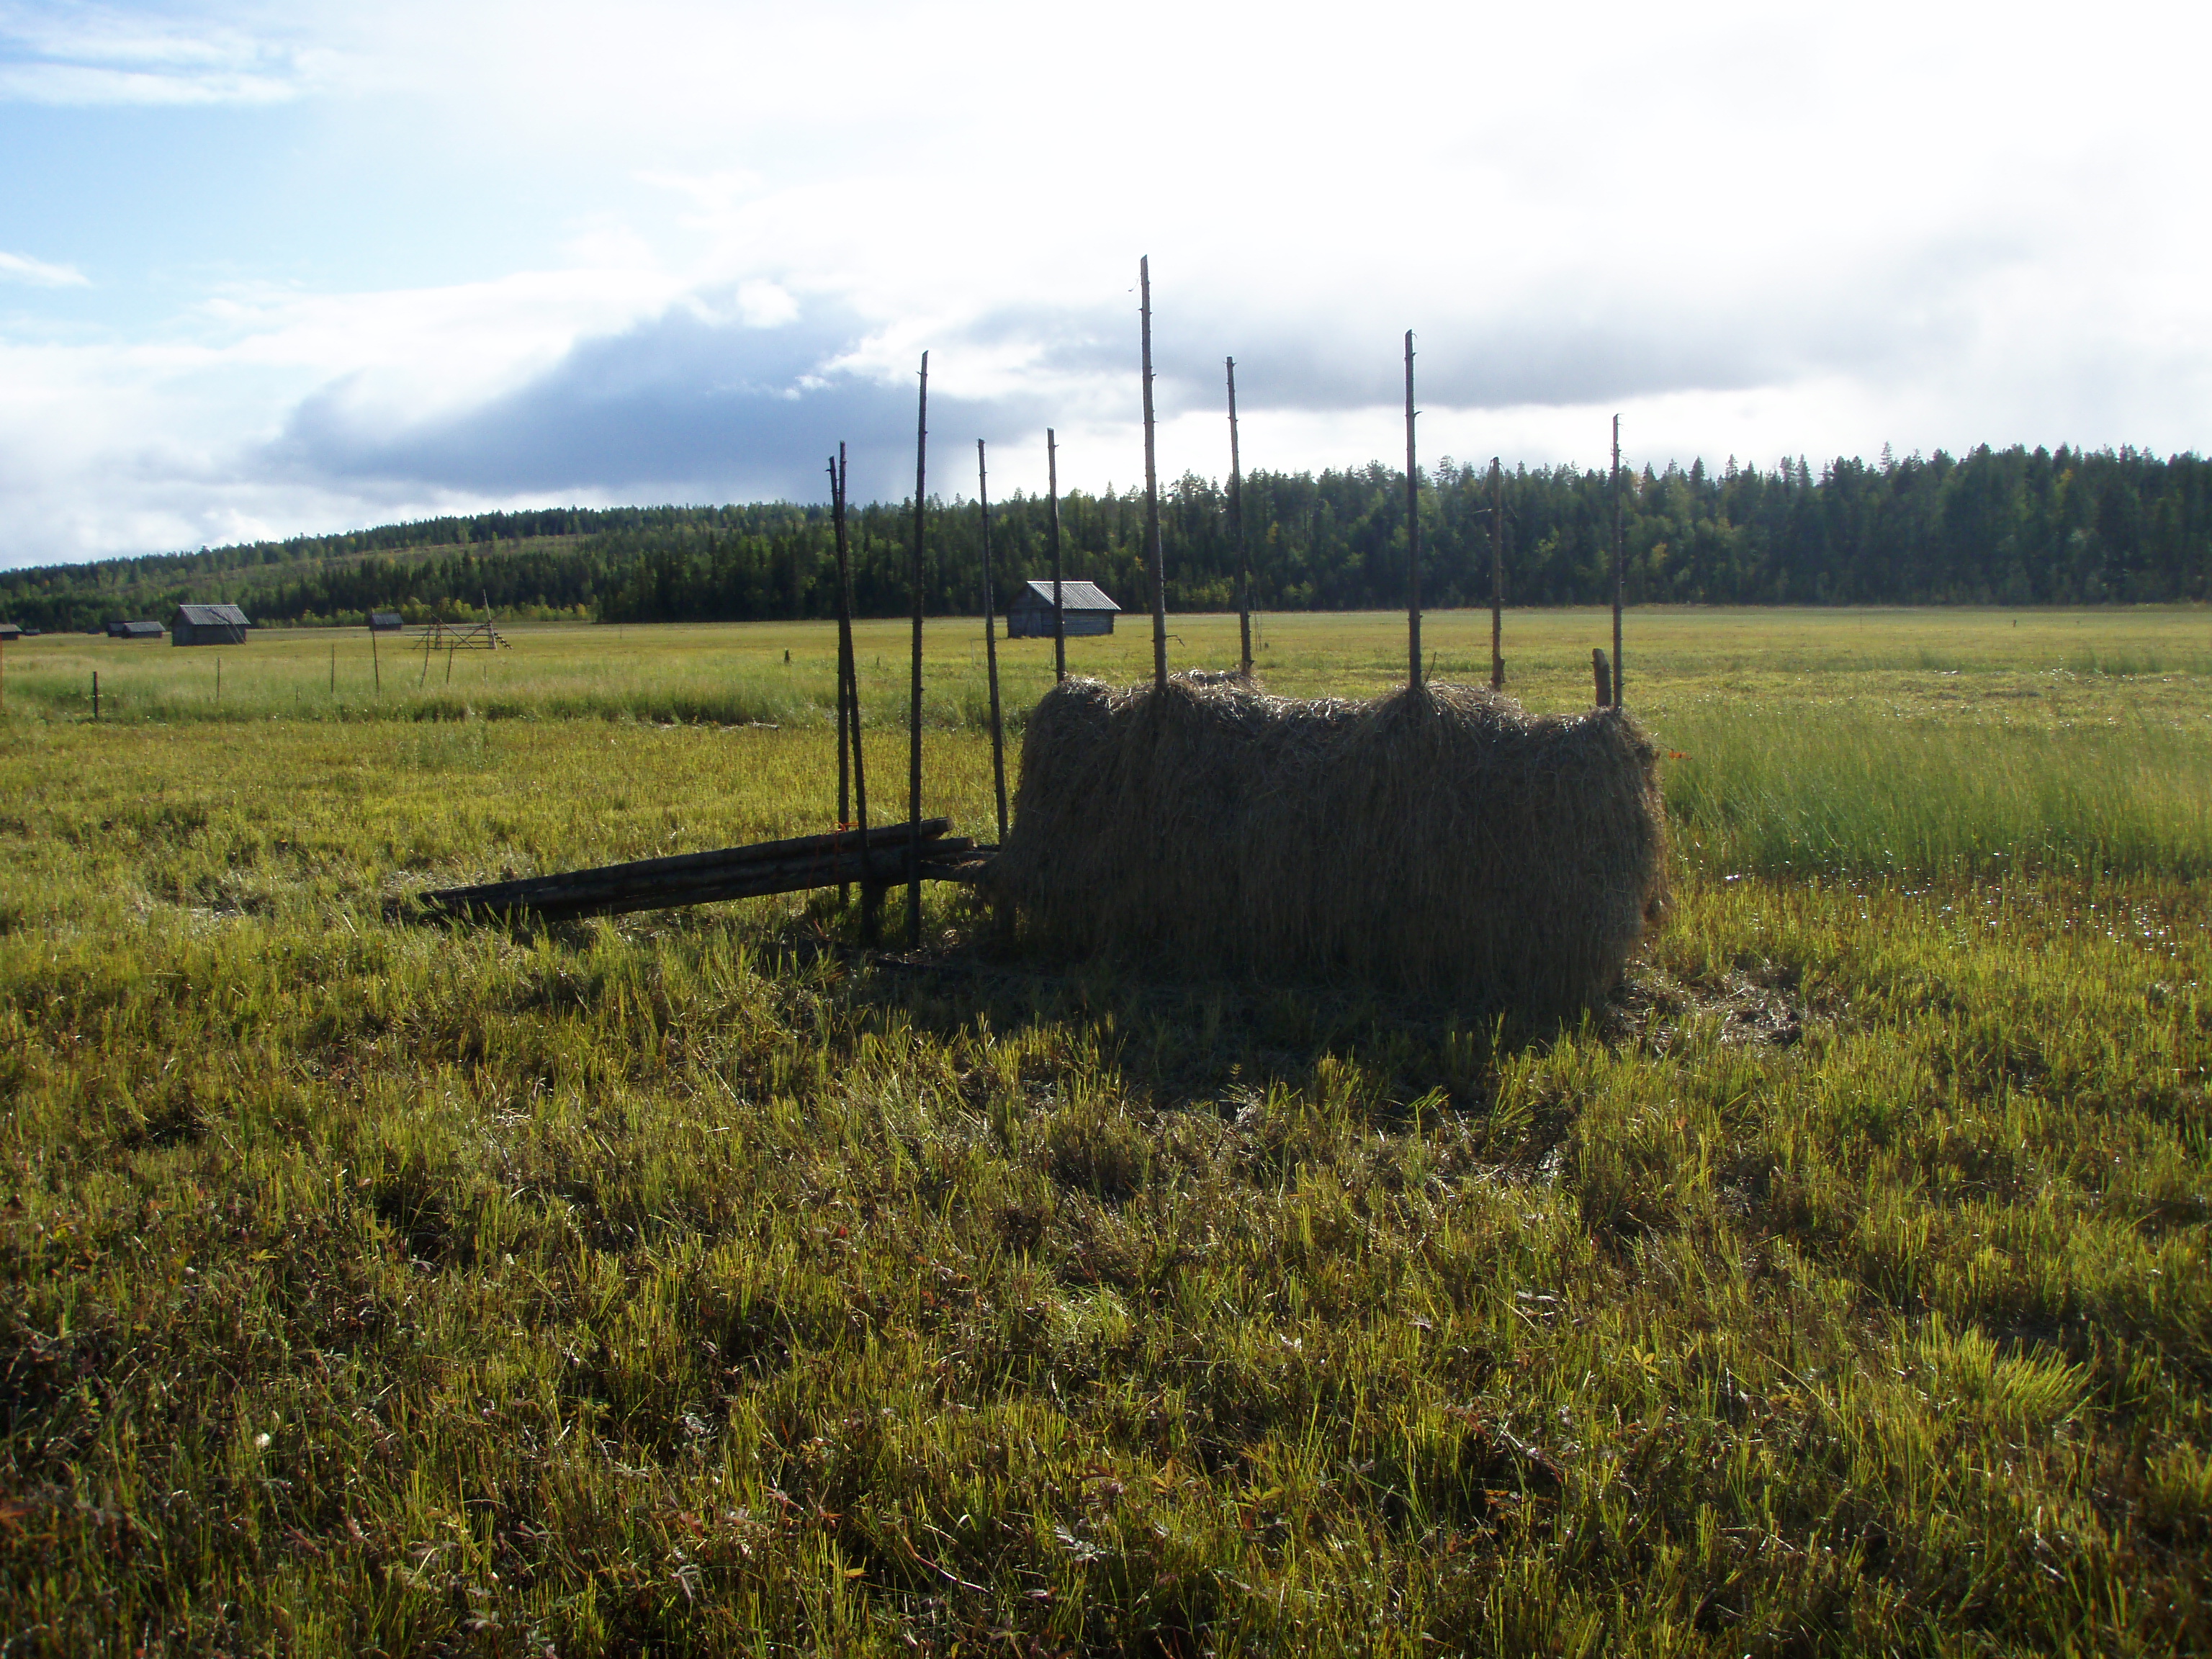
[421,820,976,921]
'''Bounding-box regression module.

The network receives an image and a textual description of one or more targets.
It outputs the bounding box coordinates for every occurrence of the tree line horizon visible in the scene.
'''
[2,441,2205,634]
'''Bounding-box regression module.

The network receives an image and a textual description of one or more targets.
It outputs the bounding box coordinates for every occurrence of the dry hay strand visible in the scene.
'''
[992,674,1668,1014]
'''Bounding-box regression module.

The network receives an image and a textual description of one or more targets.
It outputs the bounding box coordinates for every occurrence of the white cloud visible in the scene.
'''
[0,249,86,286]
[0,0,2207,563]
[0,1,334,105]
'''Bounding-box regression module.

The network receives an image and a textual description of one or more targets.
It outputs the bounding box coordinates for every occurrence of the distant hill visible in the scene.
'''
[3,445,2204,632]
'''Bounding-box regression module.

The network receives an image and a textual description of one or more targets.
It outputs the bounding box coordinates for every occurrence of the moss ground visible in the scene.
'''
[1,608,2207,1655]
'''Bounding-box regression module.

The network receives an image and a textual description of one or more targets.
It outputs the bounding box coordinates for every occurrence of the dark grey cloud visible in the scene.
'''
[268,297,1053,505]
[1128,228,2042,416]
[265,225,2041,508]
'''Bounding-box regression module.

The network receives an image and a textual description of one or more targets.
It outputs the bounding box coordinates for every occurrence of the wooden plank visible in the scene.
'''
[423,819,955,914]
[423,836,984,922]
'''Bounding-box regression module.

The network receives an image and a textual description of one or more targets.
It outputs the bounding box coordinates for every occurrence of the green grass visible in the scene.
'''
[2,608,2208,1654]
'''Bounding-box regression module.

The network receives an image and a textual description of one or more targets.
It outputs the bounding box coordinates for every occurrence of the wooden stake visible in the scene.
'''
[1491,456,1505,689]
[330,642,336,695]
[1593,647,1612,707]
[1140,257,1166,690]
[832,444,876,943]
[1404,330,1421,689]
[1228,356,1250,678]
[371,622,380,694]
[1047,429,1066,683]
[1611,413,1624,708]
[830,457,851,902]
[92,670,99,720]
[216,656,221,703]
[909,351,928,947]
[978,440,1008,845]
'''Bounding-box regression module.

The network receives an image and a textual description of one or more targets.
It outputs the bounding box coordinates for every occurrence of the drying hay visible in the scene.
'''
[991,674,1668,1013]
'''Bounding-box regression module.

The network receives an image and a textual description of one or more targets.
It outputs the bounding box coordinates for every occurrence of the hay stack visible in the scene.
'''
[992,675,1668,1012]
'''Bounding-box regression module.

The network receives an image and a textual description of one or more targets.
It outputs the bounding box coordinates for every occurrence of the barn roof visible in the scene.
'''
[115,619,163,637]
[173,603,250,627]
[368,611,403,628]
[1014,580,1119,612]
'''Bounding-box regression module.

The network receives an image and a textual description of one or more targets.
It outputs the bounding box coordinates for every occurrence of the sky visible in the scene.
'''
[0,0,2205,567]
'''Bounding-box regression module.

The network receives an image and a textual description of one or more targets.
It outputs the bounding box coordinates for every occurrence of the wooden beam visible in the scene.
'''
[1611,413,1624,708]
[1228,356,1251,678]
[1405,331,1421,689]
[910,352,929,945]
[1141,257,1166,689]
[1048,428,1066,682]
[978,439,1008,845]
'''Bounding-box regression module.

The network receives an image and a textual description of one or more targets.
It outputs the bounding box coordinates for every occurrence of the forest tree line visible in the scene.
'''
[2,444,2205,634]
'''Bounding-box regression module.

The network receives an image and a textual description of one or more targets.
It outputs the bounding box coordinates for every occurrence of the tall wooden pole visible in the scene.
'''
[1228,356,1250,678]
[830,458,851,901]
[1611,413,1624,708]
[370,621,380,695]
[1047,429,1066,683]
[1491,455,1505,689]
[978,440,1008,844]
[909,352,929,946]
[833,446,873,938]
[1404,330,1422,689]
[1140,256,1166,690]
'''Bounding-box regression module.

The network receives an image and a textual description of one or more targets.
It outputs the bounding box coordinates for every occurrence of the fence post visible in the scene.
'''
[1405,330,1421,689]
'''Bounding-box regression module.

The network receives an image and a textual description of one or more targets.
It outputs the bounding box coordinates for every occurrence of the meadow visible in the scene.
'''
[1,607,2207,1655]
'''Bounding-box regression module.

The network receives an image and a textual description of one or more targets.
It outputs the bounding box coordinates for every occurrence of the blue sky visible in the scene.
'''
[1,0,2205,566]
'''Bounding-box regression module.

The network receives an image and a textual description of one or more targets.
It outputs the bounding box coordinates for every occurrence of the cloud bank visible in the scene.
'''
[0,0,2205,564]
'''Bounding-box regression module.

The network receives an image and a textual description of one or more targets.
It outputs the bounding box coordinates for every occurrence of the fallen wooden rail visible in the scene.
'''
[420,819,992,922]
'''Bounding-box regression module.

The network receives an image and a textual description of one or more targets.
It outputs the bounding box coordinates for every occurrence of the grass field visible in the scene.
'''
[2,608,2208,1654]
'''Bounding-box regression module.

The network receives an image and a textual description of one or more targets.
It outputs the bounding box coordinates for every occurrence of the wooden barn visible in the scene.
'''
[170,603,250,647]
[367,611,404,631]
[108,619,163,639]
[0,623,20,642]
[1007,579,1120,639]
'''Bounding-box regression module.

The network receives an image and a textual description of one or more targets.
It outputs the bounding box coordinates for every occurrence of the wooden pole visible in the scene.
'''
[216,656,221,703]
[1404,330,1421,689]
[92,670,99,720]
[909,351,928,947]
[1491,456,1505,689]
[1228,356,1250,678]
[1047,429,1066,683]
[330,642,336,695]
[1593,647,1612,707]
[830,457,851,903]
[978,440,1009,845]
[1140,256,1166,690]
[1611,413,1624,707]
[371,624,380,695]
[832,444,876,943]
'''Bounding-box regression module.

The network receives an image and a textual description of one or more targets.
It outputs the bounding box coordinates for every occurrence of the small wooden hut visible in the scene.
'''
[367,611,404,631]
[109,619,163,639]
[170,603,250,647]
[1007,579,1120,639]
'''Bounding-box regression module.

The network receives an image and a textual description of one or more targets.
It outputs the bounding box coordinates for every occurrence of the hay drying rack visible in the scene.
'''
[421,269,1635,943]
